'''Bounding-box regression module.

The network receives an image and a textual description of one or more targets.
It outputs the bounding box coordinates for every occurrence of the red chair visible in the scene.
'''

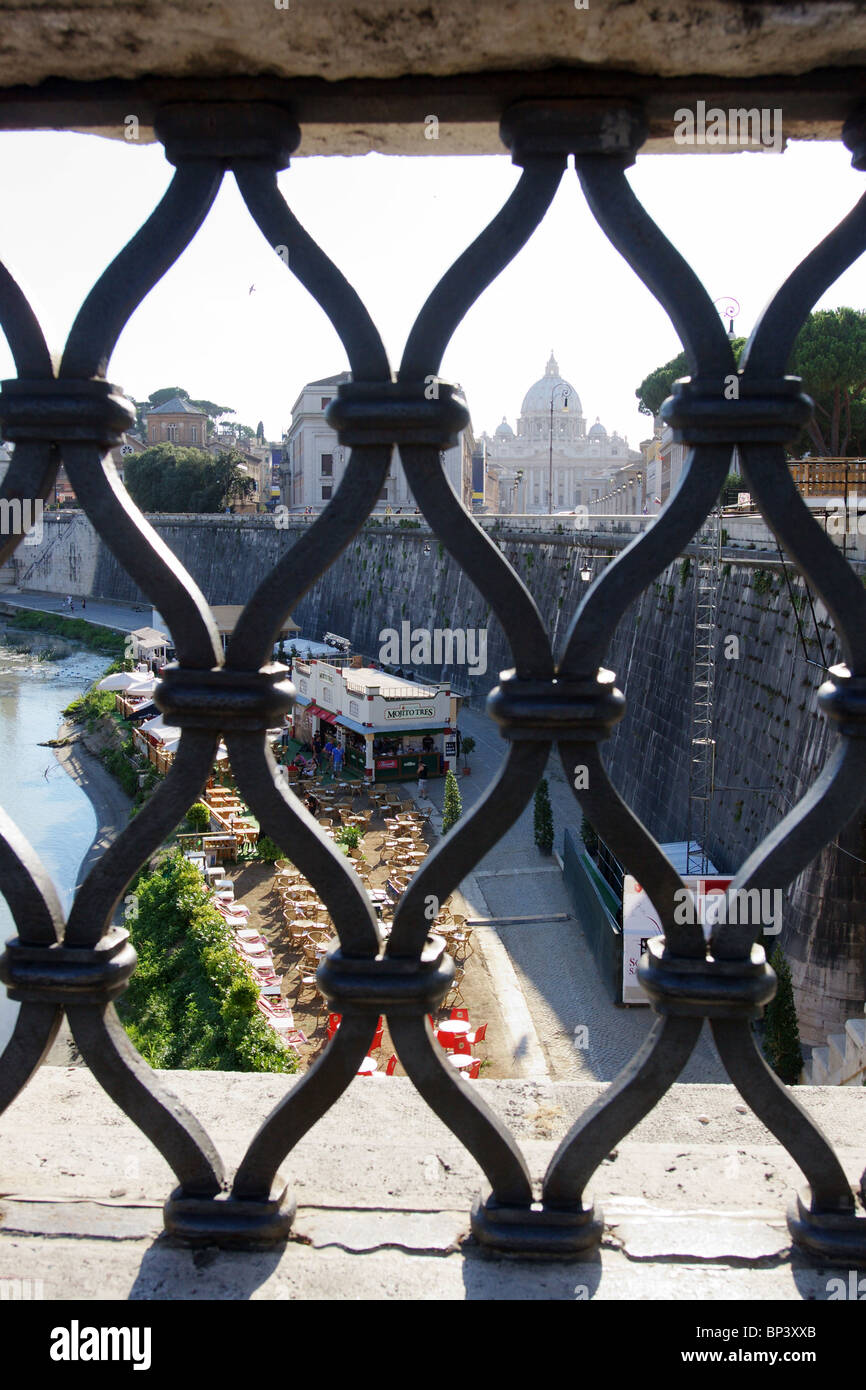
[327,1012,342,1040]
[436,1029,454,1051]
[467,1022,487,1047]
[371,1016,384,1051]
[450,1008,469,1022]
[385,1054,398,1076]
[451,1034,471,1056]
[467,1059,481,1079]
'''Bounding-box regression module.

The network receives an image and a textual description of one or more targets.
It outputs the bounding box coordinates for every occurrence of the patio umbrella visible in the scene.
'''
[96,671,154,692]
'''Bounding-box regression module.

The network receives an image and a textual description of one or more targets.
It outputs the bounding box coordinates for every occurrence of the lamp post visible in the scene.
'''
[548,383,569,515]
[510,468,524,514]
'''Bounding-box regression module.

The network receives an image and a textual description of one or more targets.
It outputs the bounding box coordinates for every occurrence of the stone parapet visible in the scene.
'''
[0,1069,863,1299]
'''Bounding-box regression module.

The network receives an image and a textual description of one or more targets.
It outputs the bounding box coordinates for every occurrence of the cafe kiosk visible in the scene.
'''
[291,657,458,782]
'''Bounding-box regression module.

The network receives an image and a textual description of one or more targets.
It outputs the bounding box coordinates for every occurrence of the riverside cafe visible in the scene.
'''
[290,658,458,782]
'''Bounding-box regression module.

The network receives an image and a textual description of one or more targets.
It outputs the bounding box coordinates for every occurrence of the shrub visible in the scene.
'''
[763,945,804,1085]
[336,824,361,850]
[580,814,598,858]
[254,834,285,862]
[534,777,554,854]
[442,769,462,834]
[102,747,140,798]
[460,735,476,765]
[753,568,774,595]
[118,853,294,1073]
[64,685,117,730]
[6,610,126,658]
[185,802,212,831]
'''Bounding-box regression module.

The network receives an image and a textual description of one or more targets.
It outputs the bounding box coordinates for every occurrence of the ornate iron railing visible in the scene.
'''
[0,94,864,1261]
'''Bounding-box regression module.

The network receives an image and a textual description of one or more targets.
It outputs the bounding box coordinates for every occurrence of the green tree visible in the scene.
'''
[635,339,747,418]
[789,307,866,456]
[442,769,462,833]
[124,444,254,513]
[534,777,554,855]
[635,310,866,457]
[763,945,804,1085]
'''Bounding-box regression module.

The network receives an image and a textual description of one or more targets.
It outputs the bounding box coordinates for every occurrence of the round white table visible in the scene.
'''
[243,940,267,955]
[357,1056,378,1075]
[437,1020,470,1038]
[447,1053,477,1071]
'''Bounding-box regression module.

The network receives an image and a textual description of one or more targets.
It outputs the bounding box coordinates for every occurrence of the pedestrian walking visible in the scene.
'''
[81,597,86,610]
[417,766,428,799]
[66,594,73,612]
[332,743,344,776]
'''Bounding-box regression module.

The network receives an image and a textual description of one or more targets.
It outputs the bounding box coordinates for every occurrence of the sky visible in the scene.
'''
[1,132,865,449]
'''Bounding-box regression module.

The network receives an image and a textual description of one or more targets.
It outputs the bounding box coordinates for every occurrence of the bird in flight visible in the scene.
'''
[249,284,256,295]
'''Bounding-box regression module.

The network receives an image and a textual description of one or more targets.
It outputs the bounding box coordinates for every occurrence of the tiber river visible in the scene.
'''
[0,639,108,1052]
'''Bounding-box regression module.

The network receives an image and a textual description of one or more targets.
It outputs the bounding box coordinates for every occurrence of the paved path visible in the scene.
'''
[1,589,149,633]
[424,703,726,1085]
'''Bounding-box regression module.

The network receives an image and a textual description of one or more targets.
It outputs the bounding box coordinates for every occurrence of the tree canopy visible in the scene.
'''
[131,387,236,439]
[123,444,256,513]
[789,307,866,456]
[635,340,746,418]
[634,308,866,456]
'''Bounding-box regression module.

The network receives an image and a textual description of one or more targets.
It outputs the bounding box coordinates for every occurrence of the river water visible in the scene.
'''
[0,642,108,1052]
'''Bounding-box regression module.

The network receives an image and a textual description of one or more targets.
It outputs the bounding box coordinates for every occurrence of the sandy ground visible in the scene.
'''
[224,800,506,1077]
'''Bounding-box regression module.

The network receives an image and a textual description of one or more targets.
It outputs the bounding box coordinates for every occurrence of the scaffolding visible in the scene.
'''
[686,507,722,875]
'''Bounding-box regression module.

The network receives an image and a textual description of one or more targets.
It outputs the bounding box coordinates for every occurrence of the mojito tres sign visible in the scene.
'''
[384,704,437,721]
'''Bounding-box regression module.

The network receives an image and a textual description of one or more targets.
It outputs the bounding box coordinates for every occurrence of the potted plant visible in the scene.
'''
[533,778,554,856]
[460,735,475,774]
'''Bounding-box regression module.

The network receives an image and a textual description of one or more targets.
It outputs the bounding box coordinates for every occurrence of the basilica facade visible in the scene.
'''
[480,353,641,513]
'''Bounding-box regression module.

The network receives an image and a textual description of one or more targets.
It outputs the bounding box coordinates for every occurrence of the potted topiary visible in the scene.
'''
[185,801,212,833]
[533,778,554,856]
[460,735,476,775]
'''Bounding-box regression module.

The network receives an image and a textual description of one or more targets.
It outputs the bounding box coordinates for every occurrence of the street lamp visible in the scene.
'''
[511,468,524,514]
[548,383,569,514]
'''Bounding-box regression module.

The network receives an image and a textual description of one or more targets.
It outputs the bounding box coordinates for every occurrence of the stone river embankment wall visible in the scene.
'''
[11,511,865,1041]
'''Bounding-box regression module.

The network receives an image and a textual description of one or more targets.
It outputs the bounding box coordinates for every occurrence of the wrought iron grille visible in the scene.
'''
[0,94,865,1262]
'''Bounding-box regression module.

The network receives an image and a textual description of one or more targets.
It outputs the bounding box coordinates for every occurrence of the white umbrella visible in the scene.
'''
[97,671,154,692]
[138,715,182,742]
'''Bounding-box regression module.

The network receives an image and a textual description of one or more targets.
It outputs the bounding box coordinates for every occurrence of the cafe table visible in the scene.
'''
[357,1056,378,1076]
[437,1019,471,1040]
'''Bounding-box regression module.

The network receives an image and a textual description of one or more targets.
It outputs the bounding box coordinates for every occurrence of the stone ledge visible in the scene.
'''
[1,2,866,87]
[0,1069,863,1298]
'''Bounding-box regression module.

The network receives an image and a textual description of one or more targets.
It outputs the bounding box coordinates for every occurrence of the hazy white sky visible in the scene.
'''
[0,132,864,448]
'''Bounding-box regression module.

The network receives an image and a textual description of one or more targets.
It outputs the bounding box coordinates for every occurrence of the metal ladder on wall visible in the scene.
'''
[686,507,722,876]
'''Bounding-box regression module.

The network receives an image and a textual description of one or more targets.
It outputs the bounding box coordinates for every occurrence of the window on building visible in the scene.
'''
[380,487,388,500]
[321,397,332,410]
[321,454,333,476]
[321,485,332,500]
[166,424,178,442]
[189,427,198,443]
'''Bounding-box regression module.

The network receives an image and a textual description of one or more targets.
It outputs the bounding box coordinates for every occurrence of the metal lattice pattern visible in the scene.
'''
[0,97,864,1260]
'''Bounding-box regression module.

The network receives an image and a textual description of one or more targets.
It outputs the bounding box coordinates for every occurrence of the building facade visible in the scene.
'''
[481,352,641,513]
[291,656,458,781]
[279,372,474,512]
